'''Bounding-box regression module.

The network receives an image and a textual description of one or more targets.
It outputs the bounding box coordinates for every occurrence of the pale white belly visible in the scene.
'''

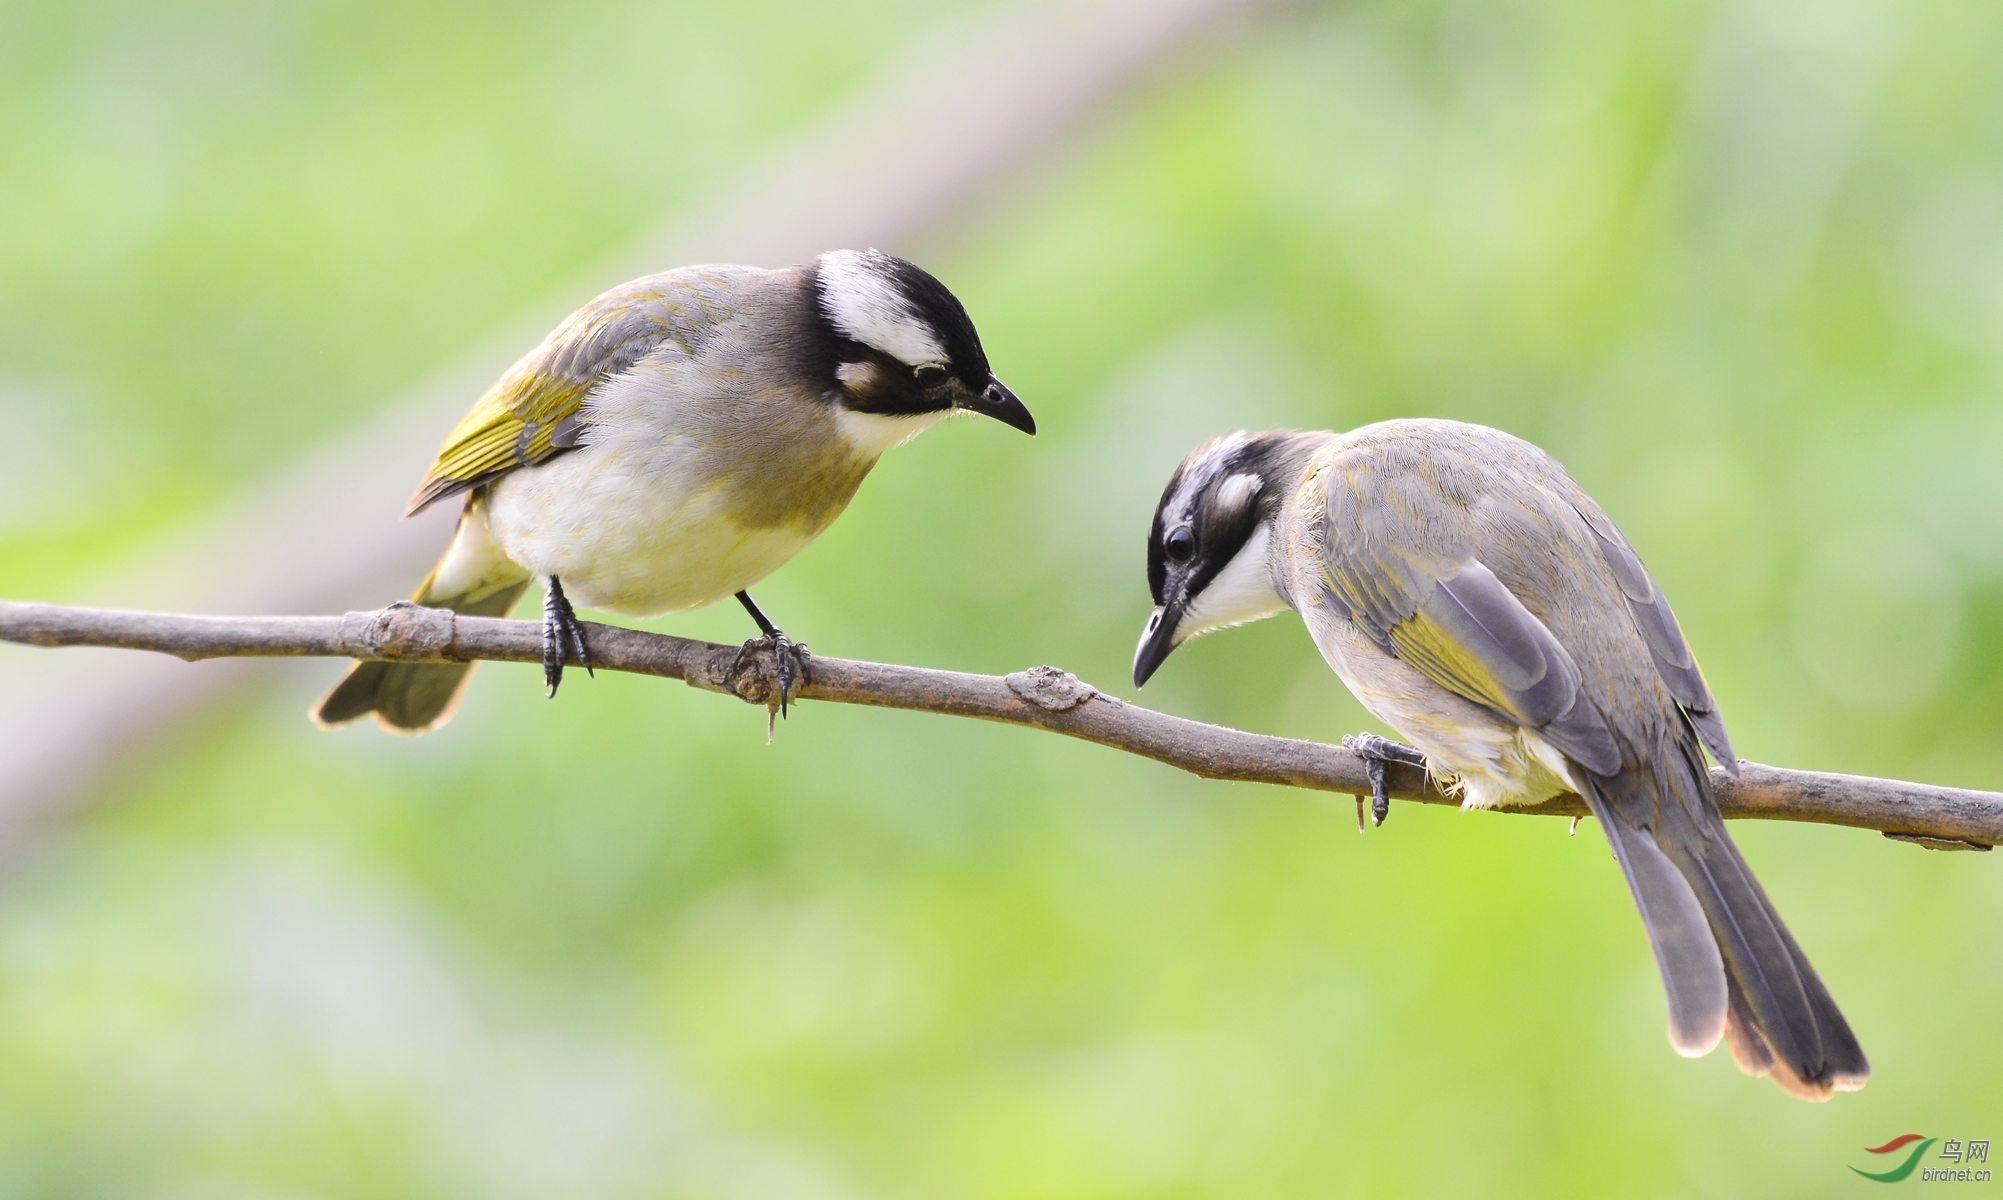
[1298,606,1578,809]
[484,440,820,617]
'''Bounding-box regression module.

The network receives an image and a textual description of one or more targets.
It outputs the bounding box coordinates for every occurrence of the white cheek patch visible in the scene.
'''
[1178,524,1287,643]
[818,249,946,367]
[835,361,879,389]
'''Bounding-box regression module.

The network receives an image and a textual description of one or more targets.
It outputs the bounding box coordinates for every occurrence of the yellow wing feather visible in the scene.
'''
[1383,607,1520,718]
[406,365,594,515]
[403,271,735,516]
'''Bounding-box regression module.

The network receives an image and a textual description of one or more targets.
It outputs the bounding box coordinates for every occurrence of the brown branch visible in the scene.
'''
[3,599,1997,850]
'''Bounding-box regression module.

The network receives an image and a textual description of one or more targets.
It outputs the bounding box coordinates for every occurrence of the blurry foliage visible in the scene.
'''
[2,0,2002,1196]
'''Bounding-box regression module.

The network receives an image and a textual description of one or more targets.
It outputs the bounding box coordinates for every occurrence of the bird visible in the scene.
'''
[313,248,1033,734]
[1130,418,1868,1100]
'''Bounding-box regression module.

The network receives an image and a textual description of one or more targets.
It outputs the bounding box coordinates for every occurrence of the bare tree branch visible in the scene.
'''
[4,599,1997,850]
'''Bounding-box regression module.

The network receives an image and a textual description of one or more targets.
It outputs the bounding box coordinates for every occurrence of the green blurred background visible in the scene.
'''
[3,0,2001,1195]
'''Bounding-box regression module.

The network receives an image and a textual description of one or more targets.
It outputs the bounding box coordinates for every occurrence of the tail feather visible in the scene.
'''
[1722,972,1866,1100]
[1579,726,1867,1100]
[314,660,462,733]
[311,496,530,735]
[1721,973,1777,1078]
[1693,830,1869,1098]
[1580,778,1726,1056]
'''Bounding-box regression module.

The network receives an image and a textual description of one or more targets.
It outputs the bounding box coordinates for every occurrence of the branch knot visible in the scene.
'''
[340,602,456,661]
[683,642,780,706]
[1006,666,1101,712]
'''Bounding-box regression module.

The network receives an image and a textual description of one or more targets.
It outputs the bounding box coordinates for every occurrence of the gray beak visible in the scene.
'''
[961,376,1035,435]
[1132,601,1181,688]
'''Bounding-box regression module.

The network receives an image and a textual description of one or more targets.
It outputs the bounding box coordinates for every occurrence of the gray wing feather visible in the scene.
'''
[1423,564,1622,775]
[1571,502,1736,772]
[1311,455,1623,774]
[1425,567,1557,695]
[1313,464,1458,649]
[1425,566,1569,704]
[406,265,780,514]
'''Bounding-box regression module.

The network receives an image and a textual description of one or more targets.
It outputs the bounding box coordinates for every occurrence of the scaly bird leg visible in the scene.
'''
[733,590,810,720]
[1341,732,1428,828]
[542,576,593,697]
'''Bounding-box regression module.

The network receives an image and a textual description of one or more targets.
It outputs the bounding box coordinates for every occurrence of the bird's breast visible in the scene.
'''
[482,395,880,617]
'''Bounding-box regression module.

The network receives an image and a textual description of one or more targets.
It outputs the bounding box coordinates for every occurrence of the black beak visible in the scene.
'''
[961,376,1035,435]
[1132,600,1182,688]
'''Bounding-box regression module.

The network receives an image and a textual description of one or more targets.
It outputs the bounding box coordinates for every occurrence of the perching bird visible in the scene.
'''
[314,249,1032,733]
[1131,419,1867,1100]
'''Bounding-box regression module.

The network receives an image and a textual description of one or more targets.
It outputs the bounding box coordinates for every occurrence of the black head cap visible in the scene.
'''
[1134,430,1325,686]
[811,249,1033,434]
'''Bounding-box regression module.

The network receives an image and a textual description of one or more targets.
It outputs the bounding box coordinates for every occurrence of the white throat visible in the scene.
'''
[1177,523,1287,643]
[837,408,950,458]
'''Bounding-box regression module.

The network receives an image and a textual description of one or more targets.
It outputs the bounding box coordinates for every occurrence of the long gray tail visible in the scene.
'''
[1578,727,1868,1100]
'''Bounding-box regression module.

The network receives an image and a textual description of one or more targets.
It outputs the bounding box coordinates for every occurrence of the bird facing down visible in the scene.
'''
[1132,419,1867,1100]
[314,249,1033,733]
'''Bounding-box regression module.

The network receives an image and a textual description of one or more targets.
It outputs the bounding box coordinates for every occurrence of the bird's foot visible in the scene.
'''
[542,577,593,697]
[733,630,810,732]
[1341,732,1427,829]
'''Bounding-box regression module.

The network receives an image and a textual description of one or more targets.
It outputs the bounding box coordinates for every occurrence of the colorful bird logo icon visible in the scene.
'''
[1851,1135,1935,1183]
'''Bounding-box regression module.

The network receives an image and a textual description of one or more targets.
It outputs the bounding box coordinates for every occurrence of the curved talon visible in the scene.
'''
[1341,732,1427,828]
[773,634,796,716]
[730,590,808,719]
[734,631,810,718]
[784,643,810,713]
[542,576,592,698]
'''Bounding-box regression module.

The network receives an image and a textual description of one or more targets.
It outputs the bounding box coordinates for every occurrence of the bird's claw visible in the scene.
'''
[1342,732,1427,828]
[542,579,593,697]
[733,631,810,726]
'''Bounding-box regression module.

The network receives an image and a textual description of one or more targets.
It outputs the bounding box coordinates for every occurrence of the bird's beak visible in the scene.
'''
[961,376,1036,435]
[1132,600,1182,688]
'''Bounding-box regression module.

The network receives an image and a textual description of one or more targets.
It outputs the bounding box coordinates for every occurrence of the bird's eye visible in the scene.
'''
[913,364,949,388]
[1165,526,1196,563]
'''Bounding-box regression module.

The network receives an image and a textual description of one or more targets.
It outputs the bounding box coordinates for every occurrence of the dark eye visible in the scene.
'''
[913,364,949,388]
[1165,526,1195,563]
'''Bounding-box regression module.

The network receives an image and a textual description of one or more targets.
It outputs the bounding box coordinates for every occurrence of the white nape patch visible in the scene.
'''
[1204,430,1251,458]
[818,249,946,367]
[1165,432,1250,527]
[1177,524,1286,643]
[837,407,949,457]
[1216,471,1262,514]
